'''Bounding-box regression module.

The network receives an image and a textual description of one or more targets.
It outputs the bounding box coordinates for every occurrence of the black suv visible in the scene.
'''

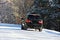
[21,13,43,31]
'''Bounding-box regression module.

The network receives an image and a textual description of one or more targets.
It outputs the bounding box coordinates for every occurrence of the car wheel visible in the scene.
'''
[21,24,27,30]
[38,27,42,32]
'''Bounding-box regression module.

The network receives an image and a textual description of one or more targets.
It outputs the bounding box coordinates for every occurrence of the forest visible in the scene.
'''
[0,0,60,32]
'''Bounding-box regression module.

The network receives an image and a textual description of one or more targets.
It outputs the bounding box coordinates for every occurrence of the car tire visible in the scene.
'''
[21,24,27,30]
[38,27,42,32]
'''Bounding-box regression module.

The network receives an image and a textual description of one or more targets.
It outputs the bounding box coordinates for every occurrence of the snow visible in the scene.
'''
[0,23,60,40]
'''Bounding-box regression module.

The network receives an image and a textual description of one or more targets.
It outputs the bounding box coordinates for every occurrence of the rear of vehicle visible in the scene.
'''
[21,14,43,31]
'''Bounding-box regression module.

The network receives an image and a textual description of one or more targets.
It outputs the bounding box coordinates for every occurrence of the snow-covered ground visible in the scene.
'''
[0,23,60,40]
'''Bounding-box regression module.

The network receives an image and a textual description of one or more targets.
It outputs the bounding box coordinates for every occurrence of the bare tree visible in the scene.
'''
[10,0,34,24]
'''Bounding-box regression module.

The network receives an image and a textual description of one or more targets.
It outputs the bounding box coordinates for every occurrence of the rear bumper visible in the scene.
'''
[26,23,42,27]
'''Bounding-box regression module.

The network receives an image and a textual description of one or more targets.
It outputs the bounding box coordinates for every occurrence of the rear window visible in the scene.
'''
[27,15,41,20]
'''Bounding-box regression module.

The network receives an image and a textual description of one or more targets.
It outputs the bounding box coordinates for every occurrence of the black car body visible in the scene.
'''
[21,13,43,31]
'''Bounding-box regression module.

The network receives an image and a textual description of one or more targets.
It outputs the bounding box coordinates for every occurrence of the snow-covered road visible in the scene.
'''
[0,28,60,40]
[0,23,60,40]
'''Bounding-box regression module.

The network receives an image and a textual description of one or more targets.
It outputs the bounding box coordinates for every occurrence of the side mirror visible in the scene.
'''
[21,18,24,20]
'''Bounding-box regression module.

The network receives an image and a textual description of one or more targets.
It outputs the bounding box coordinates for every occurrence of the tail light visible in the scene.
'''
[25,19,31,23]
[38,20,43,24]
